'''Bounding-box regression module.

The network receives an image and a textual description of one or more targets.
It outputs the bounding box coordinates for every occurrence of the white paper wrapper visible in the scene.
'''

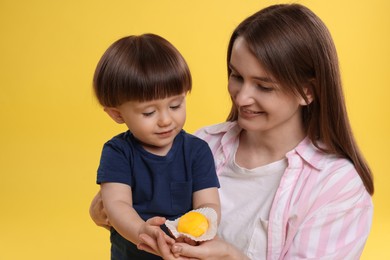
[165,207,218,241]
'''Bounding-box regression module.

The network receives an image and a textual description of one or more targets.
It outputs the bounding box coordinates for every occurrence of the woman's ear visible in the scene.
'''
[104,107,125,124]
[299,83,314,106]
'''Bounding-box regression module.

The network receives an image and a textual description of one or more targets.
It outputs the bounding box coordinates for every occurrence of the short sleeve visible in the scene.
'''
[96,140,132,186]
[191,139,220,192]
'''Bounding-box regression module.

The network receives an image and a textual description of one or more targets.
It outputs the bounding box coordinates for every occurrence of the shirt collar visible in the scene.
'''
[204,121,327,171]
[289,137,327,171]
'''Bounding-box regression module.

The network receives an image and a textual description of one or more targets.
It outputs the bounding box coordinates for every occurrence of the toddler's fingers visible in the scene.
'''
[163,233,176,245]
[146,216,166,226]
[138,233,158,254]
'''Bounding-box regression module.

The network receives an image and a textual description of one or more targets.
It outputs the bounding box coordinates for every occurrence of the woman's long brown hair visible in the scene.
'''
[226,4,374,195]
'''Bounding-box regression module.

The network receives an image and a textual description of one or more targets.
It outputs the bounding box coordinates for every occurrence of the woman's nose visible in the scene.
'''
[234,84,255,107]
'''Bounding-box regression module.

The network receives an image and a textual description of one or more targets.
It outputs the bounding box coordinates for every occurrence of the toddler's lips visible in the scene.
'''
[157,129,173,134]
[156,129,174,137]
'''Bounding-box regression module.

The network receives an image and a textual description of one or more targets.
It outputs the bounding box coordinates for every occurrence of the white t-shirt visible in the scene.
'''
[217,143,286,259]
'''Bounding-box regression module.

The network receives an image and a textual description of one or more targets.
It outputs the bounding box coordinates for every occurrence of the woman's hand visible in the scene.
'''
[171,236,249,260]
[89,190,111,230]
[139,227,248,260]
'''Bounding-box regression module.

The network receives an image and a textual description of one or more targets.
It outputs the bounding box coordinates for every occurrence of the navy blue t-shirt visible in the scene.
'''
[97,129,219,221]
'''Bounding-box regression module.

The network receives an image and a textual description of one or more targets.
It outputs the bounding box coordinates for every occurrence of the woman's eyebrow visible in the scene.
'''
[228,63,276,83]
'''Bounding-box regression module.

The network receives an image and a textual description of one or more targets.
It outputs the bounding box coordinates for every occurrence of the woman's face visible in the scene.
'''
[228,37,307,135]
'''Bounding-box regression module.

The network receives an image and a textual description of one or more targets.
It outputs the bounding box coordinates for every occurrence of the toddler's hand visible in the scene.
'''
[137,217,176,257]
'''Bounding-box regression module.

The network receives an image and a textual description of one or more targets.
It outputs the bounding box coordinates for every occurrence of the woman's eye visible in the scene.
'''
[230,73,243,81]
[257,84,273,92]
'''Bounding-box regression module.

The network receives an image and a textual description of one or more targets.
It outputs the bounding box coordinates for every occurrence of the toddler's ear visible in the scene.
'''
[104,107,125,124]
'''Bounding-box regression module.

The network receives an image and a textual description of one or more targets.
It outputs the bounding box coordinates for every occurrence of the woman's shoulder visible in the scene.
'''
[194,121,239,138]
[293,139,371,208]
[292,138,354,172]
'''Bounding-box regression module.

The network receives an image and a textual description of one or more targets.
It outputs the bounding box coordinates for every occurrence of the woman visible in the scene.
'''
[91,4,373,259]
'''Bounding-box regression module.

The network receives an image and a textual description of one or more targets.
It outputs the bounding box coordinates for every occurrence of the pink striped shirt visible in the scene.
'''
[195,121,373,260]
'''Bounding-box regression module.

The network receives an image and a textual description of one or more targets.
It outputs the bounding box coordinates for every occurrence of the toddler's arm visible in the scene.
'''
[193,187,221,223]
[100,182,174,246]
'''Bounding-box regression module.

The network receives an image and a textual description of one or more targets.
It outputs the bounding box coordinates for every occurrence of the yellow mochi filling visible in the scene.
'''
[177,211,209,237]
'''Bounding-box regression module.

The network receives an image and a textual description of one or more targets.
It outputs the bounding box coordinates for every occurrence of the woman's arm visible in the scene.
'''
[277,163,373,259]
[89,190,111,230]
[283,194,373,259]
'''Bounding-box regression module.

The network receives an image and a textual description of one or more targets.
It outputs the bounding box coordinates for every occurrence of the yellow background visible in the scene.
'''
[1,0,388,259]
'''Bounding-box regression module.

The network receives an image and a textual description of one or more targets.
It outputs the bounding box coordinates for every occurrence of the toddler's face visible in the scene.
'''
[116,92,187,156]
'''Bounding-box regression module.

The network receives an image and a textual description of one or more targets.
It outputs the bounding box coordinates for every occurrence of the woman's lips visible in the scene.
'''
[239,108,263,118]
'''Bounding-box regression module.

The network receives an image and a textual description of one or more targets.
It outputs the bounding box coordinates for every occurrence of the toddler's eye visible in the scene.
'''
[170,104,181,110]
[142,111,155,117]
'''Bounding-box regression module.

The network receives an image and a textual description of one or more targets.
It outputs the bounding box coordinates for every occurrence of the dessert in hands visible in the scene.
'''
[165,207,218,241]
